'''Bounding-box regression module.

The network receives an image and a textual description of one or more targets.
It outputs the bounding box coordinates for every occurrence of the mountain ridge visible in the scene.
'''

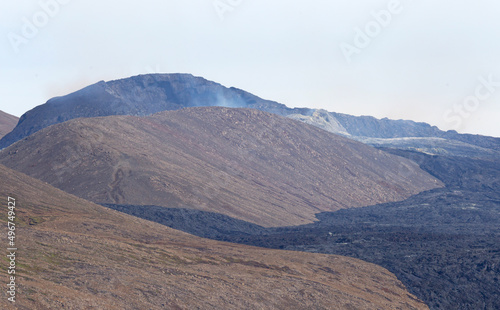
[0,73,296,149]
[0,107,442,227]
[289,109,500,157]
[2,73,498,158]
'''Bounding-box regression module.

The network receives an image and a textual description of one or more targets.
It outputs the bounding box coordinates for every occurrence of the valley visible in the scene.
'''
[105,151,500,309]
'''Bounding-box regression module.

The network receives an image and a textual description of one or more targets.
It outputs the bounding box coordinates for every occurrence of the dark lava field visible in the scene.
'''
[104,150,500,309]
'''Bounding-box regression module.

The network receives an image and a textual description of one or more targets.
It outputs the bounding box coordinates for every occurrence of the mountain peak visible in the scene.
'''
[0,74,290,149]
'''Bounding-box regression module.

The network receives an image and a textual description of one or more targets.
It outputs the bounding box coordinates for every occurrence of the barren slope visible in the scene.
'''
[0,107,442,227]
[0,111,18,139]
[0,164,428,309]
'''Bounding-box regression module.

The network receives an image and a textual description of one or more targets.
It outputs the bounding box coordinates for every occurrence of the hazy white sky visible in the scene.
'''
[1,0,500,137]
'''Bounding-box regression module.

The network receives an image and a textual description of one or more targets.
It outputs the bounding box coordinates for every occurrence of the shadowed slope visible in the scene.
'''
[0,164,428,309]
[0,107,442,227]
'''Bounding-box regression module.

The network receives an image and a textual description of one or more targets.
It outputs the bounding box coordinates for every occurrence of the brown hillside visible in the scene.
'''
[0,107,442,227]
[0,111,18,139]
[0,164,428,309]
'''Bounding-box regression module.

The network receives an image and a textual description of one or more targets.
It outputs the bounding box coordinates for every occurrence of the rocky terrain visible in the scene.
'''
[110,151,500,309]
[2,74,499,160]
[0,164,429,309]
[0,111,18,139]
[0,107,441,227]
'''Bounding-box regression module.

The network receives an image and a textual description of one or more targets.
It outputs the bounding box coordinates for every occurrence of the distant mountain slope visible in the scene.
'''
[0,107,442,227]
[0,164,429,309]
[2,73,498,158]
[0,110,18,139]
[288,110,500,158]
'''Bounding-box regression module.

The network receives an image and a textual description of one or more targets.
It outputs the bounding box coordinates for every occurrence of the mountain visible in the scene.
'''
[0,73,300,149]
[288,110,500,158]
[0,110,18,139]
[0,164,429,309]
[0,107,442,227]
[1,73,499,159]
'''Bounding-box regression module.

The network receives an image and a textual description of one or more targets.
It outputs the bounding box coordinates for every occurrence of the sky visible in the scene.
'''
[1,0,500,137]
